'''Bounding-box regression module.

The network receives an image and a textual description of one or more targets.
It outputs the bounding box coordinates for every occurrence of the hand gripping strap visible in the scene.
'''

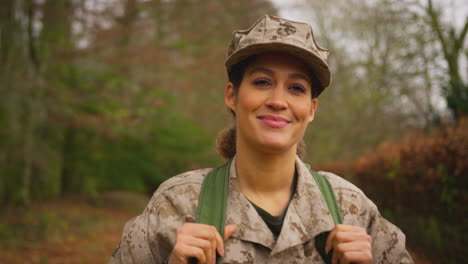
[195,160,231,264]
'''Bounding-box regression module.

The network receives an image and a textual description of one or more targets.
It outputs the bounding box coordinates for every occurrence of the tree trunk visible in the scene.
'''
[61,127,78,193]
[427,0,468,118]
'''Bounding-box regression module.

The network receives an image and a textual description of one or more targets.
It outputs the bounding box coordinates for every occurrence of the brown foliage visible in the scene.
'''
[352,118,467,217]
[320,117,468,261]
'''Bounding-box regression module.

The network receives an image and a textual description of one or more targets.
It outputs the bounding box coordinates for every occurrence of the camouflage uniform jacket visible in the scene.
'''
[109,156,413,263]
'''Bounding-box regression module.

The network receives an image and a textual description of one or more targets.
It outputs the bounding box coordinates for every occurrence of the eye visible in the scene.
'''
[289,84,306,94]
[253,78,271,87]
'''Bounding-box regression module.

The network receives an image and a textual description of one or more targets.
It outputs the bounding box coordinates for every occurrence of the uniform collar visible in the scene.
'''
[225,156,336,254]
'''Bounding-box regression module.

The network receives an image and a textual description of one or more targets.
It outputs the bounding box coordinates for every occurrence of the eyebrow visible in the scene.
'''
[247,66,312,85]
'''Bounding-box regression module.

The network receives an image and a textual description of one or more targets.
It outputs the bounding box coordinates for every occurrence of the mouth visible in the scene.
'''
[257,115,291,128]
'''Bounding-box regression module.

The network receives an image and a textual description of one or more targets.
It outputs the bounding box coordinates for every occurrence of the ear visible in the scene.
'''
[307,99,318,122]
[224,82,236,112]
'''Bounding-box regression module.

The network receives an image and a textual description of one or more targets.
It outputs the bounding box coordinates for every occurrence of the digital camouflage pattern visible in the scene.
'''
[109,157,413,263]
[225,14,332,96]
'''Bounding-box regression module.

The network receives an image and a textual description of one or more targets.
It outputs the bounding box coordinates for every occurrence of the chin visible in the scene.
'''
[256,137,297,154]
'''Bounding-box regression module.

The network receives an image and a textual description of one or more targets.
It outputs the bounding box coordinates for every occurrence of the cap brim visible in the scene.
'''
[225,42,331,95]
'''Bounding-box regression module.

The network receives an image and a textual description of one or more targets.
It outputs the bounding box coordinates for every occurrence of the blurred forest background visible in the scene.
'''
[0,0,467,263]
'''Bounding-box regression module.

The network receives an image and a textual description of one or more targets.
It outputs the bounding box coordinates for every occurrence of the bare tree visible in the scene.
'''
[426,0,468,118]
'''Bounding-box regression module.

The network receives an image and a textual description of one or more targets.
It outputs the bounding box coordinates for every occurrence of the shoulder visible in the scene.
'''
[317,171,413,262]
[317,171,379,225]
[318,171,368,197]
[146,168,215,243]
[155,168,213,194]
[112,168,215,263]
[149,168,214,207]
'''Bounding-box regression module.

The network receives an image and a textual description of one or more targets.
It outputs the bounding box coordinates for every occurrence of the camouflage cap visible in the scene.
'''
[225,15,331,96]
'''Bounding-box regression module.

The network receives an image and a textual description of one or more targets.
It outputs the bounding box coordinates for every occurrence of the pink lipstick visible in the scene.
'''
[258,115,290,128]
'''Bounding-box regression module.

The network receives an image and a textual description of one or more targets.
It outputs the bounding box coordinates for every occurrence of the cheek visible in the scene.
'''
[294,103,314,121]
[237,91,263,113]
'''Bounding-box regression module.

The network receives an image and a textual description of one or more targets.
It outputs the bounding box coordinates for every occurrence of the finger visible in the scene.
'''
[179,223,233,259]
[181,224,219,261]
[187,226,219,243]
[176,226,212,263]
[181,235,213,264]
[335,231,372,244]
[189,246,206,264]
[172,242,206,264]
[215,224,236,257]
[208,236,216,264]
[329,232,371,260]
[332,248,338,264]
[204,226,222,258]
[211,236,216,264]
[326,225,370,254]
[182,223,217,235]
[333,240,373,264]
[206,227,217,264]
[335,224,367,233]
[336,241,372,253]
[224,225,236,240]
[341,251,373,264]
[326,229,336,254]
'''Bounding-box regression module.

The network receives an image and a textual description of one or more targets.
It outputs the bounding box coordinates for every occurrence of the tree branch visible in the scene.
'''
[26,0,39,70]
[426,0,450,61]
[454,15,468,53]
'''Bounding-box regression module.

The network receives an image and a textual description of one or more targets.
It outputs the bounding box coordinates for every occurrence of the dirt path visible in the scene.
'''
[0,192,148,264]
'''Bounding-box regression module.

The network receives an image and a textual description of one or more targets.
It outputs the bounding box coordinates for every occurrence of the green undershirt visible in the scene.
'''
[248,171,298,239]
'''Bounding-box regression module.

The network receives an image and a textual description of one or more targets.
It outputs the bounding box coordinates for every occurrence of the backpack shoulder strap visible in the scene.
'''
[195,161,341,264]
[196,160,231,235]
[305,164,342,264]
[308,169,342,225]
[194,160,231,264]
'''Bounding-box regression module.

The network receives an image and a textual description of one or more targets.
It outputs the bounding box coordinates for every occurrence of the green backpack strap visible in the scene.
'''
[307,168,342,225]
[310,170,342,263]
[194,160,231,264]
[195,160,341,264]
[305,163,342,264]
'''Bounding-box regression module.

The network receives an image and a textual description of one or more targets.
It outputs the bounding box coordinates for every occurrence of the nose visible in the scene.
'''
[265,85,287,110]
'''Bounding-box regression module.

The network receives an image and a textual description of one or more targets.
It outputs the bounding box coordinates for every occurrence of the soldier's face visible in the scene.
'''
[224,52,318,155]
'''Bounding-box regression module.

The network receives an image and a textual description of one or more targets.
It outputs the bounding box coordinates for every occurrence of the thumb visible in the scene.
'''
[224,224,236,240]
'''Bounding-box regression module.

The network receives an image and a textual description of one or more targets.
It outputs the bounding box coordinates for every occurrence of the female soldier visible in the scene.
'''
[109,15,413,264]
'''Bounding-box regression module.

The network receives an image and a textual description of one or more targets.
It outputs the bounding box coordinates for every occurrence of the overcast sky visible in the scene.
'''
[270,0,467,81]
[271,0,468,29]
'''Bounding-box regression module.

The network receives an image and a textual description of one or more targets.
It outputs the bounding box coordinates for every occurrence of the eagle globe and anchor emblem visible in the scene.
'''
[276,21,297,36]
